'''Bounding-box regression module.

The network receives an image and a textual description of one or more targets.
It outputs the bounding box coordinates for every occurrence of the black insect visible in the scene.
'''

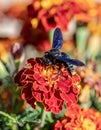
[43,28,85,76]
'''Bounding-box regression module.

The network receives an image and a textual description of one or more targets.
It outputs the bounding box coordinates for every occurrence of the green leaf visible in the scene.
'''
[0,111,20,129]
[2,76,15,88]
[0,61,9,78]
[91,89,101,111]
[0,59,10,73]
[76,26,89,54]
[17,106,41,125]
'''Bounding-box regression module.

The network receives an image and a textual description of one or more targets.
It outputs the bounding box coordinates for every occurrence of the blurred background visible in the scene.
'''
[0,0,101,130]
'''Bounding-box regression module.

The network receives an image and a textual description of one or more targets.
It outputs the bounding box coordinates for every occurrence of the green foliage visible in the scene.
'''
[91,89,101,112]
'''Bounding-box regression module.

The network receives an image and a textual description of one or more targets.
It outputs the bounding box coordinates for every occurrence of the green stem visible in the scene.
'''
[0,111,23,127]
[40,109,46,128]
[46,112,54,123]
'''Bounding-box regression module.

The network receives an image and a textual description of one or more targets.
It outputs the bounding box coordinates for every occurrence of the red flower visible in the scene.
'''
[14,58,81,114]
[27,0,83,31]
[27,0,97,32]
[54,104,101,130]
[21,23,51,51]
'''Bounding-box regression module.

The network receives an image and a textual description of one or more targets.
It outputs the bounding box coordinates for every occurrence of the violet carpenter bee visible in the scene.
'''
[43,28,85,76]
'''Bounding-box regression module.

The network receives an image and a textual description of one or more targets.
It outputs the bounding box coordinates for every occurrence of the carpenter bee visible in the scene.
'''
[43,28,85,76]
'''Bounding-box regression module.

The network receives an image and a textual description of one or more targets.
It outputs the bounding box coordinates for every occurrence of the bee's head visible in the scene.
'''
[49,48,60,57]
[44,48,60,57]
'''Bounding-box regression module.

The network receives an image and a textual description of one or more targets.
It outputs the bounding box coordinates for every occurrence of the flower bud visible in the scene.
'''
[11,42,24,60]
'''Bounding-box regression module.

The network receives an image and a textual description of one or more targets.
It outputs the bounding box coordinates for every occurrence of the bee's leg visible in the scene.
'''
[58,63,62,72]
[52,62,55,69]
[67,67,72,77]
[42,57,52,67]
[42,57,47,66]
[69,64,74,72]
[51,59,56,69]
[66,63,74,77]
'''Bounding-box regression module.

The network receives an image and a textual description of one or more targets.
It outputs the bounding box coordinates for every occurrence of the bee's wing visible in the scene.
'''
[66,58,85,66]
[58,56,85,66]
[52,28,63,50]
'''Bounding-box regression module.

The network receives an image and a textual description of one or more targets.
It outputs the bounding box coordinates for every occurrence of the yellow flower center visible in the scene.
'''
[31,18,38,28]
[40,0,63,9]
[82,118,96,130]
[34,1,41,9]
[41,64,67,87]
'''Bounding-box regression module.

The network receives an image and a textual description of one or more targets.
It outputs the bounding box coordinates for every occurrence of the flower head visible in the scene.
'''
[77,59,101,100]
[21,25,51,51]
[54,104,101,130]
[14,58,81,114]
[27,0,97,32]
[74,0,97,22]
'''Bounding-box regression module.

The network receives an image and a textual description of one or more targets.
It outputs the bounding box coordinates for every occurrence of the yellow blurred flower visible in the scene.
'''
[77,60,101,101]
[54,104,101,130]
[79,84,91,104]
[88,21,101,35]
[75,0,97,22]
[82,118,96,130]
[40,0,63,9]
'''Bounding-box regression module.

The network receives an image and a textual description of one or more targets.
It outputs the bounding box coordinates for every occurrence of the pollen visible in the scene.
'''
[52,0,63,5]
[31,18,38,28]
[41,0,52,9]
[82,119,96,130]
[89,9,97,17]
[77,85,81,92]
[34,1,41,9]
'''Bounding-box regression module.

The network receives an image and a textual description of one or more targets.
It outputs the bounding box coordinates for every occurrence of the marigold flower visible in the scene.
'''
[27,0,97,32]
[54,104,101,130]
[27,0,86,31]
[21,23,51,51]
[14,58,81,114]
[77,59,101,98]
[74,0,97,22]
[6,2,28,19]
